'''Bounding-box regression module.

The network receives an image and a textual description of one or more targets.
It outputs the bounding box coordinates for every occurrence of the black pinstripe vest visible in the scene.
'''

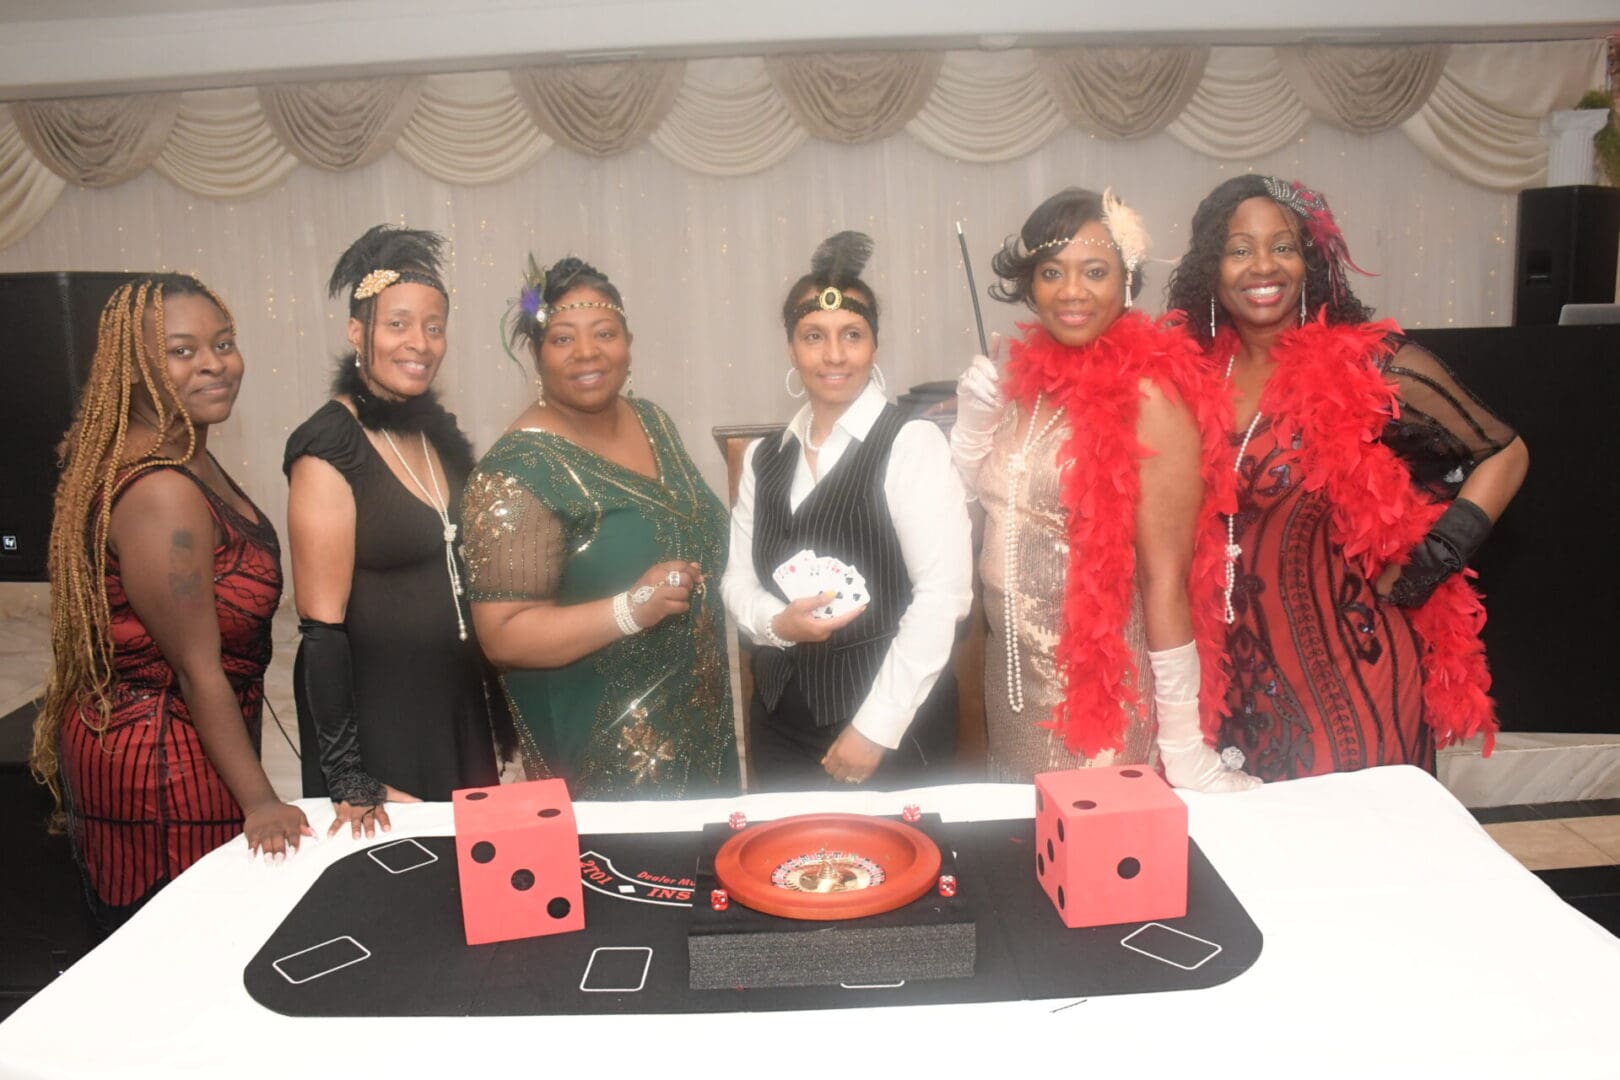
[750,404,910,729]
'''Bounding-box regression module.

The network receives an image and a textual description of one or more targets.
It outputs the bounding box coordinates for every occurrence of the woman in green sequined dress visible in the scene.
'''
[461,256,738,798]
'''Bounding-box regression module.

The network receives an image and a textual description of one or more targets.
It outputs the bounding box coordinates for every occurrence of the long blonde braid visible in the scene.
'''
[32,276,232,809]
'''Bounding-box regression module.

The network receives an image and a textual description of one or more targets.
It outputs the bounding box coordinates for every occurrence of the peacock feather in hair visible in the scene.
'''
[327,224,447,299]
[809,231,874,285]
[1100,188,1149,272]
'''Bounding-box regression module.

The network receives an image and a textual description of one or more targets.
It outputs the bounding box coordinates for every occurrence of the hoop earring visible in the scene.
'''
[785,367,806,399]
[1209,296,1217,339]
[1299,282,1308,326]
[533,376,547,407]
[871,364,887,393]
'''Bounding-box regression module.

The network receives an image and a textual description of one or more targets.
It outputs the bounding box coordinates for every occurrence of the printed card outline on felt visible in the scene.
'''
[366,838,439,875]
[272,936,372,985]
[1119,923,1223,971]
[579,946,653,993]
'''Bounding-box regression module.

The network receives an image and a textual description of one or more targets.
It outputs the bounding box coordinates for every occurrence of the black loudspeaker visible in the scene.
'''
[0,272,134,581]
[1512,185,1620,326]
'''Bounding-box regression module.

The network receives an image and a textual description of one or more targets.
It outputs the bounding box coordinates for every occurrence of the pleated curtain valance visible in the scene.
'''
[0,40,1605,250]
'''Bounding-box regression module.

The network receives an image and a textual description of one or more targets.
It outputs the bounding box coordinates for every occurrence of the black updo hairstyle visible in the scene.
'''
[989,186,1143,308]
[781,231,880,345]
[1164,174,1374,349]
[507,255,629,362]
[327,224,449,369]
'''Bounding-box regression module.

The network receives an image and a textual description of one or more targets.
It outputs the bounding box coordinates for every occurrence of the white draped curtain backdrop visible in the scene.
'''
[0,41,1605,554]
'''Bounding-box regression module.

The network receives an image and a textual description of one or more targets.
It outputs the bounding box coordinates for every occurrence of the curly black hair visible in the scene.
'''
[1164,175,1373,349]
[988,187,1143,308]
[507,255,629,359]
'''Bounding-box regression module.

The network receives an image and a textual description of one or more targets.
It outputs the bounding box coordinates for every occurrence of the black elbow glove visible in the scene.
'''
[1387,498,1493,609]
[295,618,386,806]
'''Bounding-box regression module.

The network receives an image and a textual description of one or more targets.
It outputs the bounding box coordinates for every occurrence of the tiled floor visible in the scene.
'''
[1478,801,1620,937]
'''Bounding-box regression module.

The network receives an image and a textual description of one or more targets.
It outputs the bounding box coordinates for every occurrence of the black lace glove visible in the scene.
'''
[295,618,386,806]
[1387,498,1493,608]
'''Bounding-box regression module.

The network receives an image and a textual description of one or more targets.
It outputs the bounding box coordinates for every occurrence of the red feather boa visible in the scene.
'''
[1213,314,1497,753]
[1005,313,1236,758]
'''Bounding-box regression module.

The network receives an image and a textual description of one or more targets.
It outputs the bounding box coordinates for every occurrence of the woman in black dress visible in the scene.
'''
[285,226,499,835]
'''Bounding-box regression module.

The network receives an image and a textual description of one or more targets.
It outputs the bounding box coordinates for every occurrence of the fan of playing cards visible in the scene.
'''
[772,549,869,619]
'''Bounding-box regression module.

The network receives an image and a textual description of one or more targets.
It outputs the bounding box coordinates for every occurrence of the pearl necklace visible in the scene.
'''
[381,429,468,641]
[1004,393,1065,713]
[1223,354,1264,625]
[803,409,827,454]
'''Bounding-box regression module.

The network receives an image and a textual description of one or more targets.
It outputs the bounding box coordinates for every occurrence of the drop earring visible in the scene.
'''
[1209,296,1217,339]
[1124,268,1134,309]
[534,376,546,407]
[1299,281,1308,326]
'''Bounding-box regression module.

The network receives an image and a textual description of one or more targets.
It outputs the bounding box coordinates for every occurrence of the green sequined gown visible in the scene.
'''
[461,397,738,798]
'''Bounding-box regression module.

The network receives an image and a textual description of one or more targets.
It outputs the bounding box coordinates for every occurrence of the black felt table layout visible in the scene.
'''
[244,819,1262,1016]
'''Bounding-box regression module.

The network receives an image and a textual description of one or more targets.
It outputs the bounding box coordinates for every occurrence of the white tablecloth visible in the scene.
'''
[2,766,1617,1079]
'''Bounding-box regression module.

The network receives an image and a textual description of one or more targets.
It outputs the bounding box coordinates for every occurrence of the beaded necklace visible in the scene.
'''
[1223,354,1265,625]
[1003,393,1066,713]
[381,430,468,641]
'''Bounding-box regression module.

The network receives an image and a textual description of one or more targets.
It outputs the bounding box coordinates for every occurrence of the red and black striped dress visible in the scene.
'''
[60,463,281,926]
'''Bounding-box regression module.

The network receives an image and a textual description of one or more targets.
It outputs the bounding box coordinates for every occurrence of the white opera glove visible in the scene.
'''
[950,332,1008,482]
[1149,641,1262,794]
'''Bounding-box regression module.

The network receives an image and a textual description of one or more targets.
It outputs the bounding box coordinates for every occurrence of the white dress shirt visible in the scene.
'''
[721,381,973,750]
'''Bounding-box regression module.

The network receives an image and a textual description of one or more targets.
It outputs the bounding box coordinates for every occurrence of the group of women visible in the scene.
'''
[32,172,1525,928]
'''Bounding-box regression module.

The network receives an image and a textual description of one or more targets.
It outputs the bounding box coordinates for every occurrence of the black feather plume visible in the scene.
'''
[808,231,874,285]
[327,224,448,300]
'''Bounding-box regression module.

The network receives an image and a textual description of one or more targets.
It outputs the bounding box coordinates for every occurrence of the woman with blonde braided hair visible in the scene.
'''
[34,274,309,930]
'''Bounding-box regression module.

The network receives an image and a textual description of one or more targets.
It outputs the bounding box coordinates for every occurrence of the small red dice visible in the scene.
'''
[728,811,747,830]
[902,804,922,823]
[937,874,958,898]
[710,888,730,911]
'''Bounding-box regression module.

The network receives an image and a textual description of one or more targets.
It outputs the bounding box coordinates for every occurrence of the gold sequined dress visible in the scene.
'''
[461,397,738,798]
[976,406,1156,781]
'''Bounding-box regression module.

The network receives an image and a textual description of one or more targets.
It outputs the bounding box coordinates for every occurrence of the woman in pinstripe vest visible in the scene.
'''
[721,233,973,790]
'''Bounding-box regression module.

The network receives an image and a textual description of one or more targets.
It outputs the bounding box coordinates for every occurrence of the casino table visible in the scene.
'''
[1,766,1617,1078]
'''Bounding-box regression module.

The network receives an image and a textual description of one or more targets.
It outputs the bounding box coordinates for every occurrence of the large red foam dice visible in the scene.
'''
[452,778,585,946]
[1033,766,1188,929]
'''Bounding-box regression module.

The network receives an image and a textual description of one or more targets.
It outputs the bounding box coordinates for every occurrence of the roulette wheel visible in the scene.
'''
[713,813,942,921]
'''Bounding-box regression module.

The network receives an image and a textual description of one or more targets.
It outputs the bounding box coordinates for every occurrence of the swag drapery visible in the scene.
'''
[0,40,1604,250]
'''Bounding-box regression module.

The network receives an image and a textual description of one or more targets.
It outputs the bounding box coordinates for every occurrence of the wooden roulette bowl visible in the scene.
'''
[713,812,941,921]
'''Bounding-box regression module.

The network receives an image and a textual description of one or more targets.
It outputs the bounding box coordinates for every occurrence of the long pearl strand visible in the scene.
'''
[1224,354,1264,625]
[1004,393,1065,713]
[382,430,469,641]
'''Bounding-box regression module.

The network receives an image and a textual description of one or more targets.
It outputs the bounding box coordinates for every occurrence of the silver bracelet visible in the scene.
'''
[611,591,642,636]
[760,615,792,650]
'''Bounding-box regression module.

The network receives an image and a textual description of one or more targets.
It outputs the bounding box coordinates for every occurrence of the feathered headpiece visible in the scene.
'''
[1028,187,1150,307]
[501,253,627,371]
[327,224,448,315]
[1260,176,1375,300]
[786,230,879,333]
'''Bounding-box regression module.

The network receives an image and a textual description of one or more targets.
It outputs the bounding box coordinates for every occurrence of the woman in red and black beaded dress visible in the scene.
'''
[33,275,308,930]
[1166,176,1528,781]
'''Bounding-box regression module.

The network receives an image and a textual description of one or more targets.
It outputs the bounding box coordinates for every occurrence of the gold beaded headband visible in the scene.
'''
[351,267,447,302]
[1027,188,1149,274]
[542,299,625,325]
[353,269,400,299]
